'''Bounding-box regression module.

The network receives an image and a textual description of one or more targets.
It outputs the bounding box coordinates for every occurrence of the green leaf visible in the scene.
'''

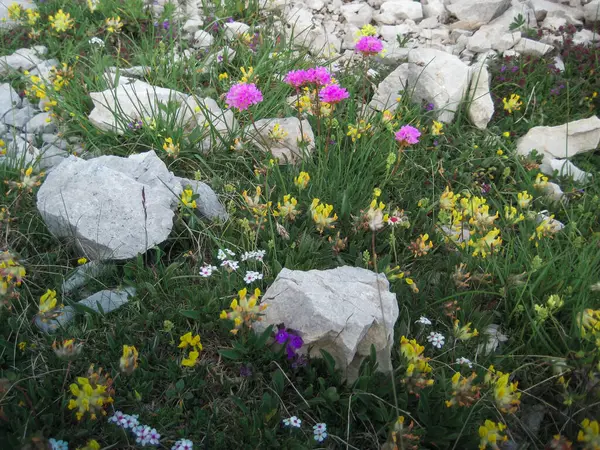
[272,369,285,395]
[320,349,337,375]
[179,309,202,320]
[218,348,242,360]
[254,325,274,349]
[175,379,185,391]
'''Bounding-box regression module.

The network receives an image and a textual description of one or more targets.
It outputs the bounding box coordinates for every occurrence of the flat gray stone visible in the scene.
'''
[0,47,45,75]
[38,144,69,171]
[0,83,21,118]
[2,106,36,129]
[176,177,229,222]
[25,112,57,134]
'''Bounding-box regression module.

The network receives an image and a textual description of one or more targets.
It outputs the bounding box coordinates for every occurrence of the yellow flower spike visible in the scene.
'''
[49,9,73,33]
[39,289,58,314]
[453,320,479,341]
[119,345,139,375]
[431,120,444,136]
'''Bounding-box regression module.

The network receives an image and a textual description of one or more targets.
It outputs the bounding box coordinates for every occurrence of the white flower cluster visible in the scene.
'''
[49,439,68,450]
[217,248,236,260]
[456,357,473,368]
[313,423,328,442]
[108,411,140,429]
[241,249,266,261]
[199,248,265,285]
[109,411,170,447]
[427,332,445,349]
[244,271,263,284]
[172,439,193,450]
[282,416,302,428]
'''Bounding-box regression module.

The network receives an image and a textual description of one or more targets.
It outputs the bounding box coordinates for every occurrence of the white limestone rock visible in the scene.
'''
[0,47,45,75]
[516,116,600,159]
[175,177,228,221]
[514,38,553,56]
[447,0,511,24]
[255,267,399,381]
[193,30,214,49]
[377,0,424,24]
[340,2,374,27]
[467,64,494,129]
[182,18,204,35]
[2,105,36,129]
[0,83,21,118]
[584,0,600,22]
[36,151,181,260]
[247,117,315,164]
[369,48,470,123]
[540,158,592,182]
[25,112,57,134]
[223,21,250,40]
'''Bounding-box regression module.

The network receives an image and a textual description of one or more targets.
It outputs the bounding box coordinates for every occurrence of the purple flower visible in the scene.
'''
[162,20,170,30]
[240,364,253,377]
[285,345,296,360]
[433,139,439,147]
[226,17,234,23]
[318,84,349,104]
[395,125,421,145]
[291,354,308,369]
[284,69,309,88]
[274,329,289,344]
[289,335,303,349]
[355,36,384,55]
[511,66,519,73]
[225,83,263,111]
[500,65,507,72]
[480,183,491,195]
[306,67,332,86]
[425,103,435,111]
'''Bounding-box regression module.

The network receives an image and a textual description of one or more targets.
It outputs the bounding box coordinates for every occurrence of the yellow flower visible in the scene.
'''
[311,199,338,233]
[502,131,510,138]
[469,228,502,258]
[431,120,443,136]
[163,137,180,158]
[346,120,372,142]
[533,173,548,190]
[478,420,508,449]
[105,17,123,33]
[274,194,300,221]
[220,288,267,334]
[178,332,203,351]
[578,418,600,449]
[77,257,88,265]
[504,206,524,224]
[182,350,199,367]
[576,309,600,338]
[87,0,99,12]
[294,171,310,190]
[239,66,254,83]
[39,289,58,314]
[502,93,522,114]
[445,372,480,408]
[496,149,503,156]
[356,24,377,37]
[119,345,139,375]
[491,372,521,413]
[453,320,479,340]
[78,439,101,450]
[180,189,197,209]
[218,72,229,80]
[68,366,114,420]
[409,234,433,257]
[18,341,26,351]
[439,186,459,210]
[517,191,533,209]
[53,339,83,359]
[373,188,382,198]
[25,9,39,26]
[7,2,23,20]
[268,123,289,142]
[399,336,434,392]
[49,9,74,33]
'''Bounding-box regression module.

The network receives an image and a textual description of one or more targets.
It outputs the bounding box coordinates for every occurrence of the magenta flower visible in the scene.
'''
[394,125,421,145]
[284,69,309,88]
[306,67,332,86]
[318,84,349,104]
[355,36,384,56]
[225,83,263,111]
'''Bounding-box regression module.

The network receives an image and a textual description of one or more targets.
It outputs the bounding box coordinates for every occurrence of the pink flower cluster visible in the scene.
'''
[225,83,263,111]
[395,125,421,145]
[284,66,332,88]
[355,36,384,56]
[319,84,350,104]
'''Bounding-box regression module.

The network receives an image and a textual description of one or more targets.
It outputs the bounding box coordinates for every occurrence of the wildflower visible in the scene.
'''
[431,120,444,136]
[119,345,139,375]
[416,316,432,325]
[395,125,421,145]
[313,423,328,442]
[439,187,459,210]
[456,357,473,368]
[318,84,349,104]
[53,339,83,360]
[218,249,236,260]
[178,332,203,351]
[220,259,239,272]
[7,166,44,193]
[504,205,524,224]
[454,320,479,341]
[357,24,377,37]
[363,198,386,231]
[274,194,300,221]
[225,83,263,111]
[268,123,288,142]
[427,332,445,349]
[347,120,372,142]
[105,17,123,33]
[218,72,229,81]
[7,2,23,20]
[219,287,267,334]
[478,420,508,450]
[355,35,384,56]
[172,439,194,450]
[39,289,59,314]
[78,440,101,450]
[49,438,69,450]
[109,411,140,429]
[311,199,338,233]
[49,9,74,33]
[294,171,310,190]
[534,173,549,190]
[282,416,302,428]
[68,366,114,420]
[578,419,600,449]
[163,137,180,158]
[87,0,99,12]
[576,309,600,338]
[487,369,521,413]
[243,270,263,284]
[400,336,434,391]
[446,372,480,408]
[199,264,217,277]
[503,93,522,114]
[241,250,266,261]
[133,425,161,446]
[25,9,39,26]
[530,214,562,245]
[284,69,309,89]
[181,351,199,367]
[470,228,502,258]
[179,189,197,209]
[517,191,533,209]
[239,66,255,83]
[408,234,433,257]
[306,67,332,86]
[502,131,510,138]
[77,257,88,265]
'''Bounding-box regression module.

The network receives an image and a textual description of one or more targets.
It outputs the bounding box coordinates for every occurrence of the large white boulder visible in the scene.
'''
[246,117,315,164]
[88,80,189,134]
[467,63,494,129]
[340,2,374,27]
[369,48,470,122]
[584,0,600,22]
[37,151,182,260]
[447,0,510,25]
[256,267,399,381]
[516,116,600,159]
[377,0,424,23]
[0,47,46,75]
[0,83,21,118]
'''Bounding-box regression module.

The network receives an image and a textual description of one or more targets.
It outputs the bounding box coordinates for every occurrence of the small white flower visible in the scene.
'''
[367,68,379,78]
[456,357,473,368]
[217,248,235,260]
[148,428,161,445]
[427,332,445,349]
[289,416,302,428]
[282,417,291,426]
[241,249,266,261]
[199,264,217,277]
[415,316,432,325]
[172,439,193,450]
[89,36,105,47]
[313,423,327,433]
[244,270,263,284]
[220,259,239,272]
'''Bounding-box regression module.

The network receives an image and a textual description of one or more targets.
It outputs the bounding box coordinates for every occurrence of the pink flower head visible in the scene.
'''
[306,67,332,86]
[395,125,421,145]
[355,36,384,56]
[284,69,309,88]
[318,84,349,104]
[225,83,263,111]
